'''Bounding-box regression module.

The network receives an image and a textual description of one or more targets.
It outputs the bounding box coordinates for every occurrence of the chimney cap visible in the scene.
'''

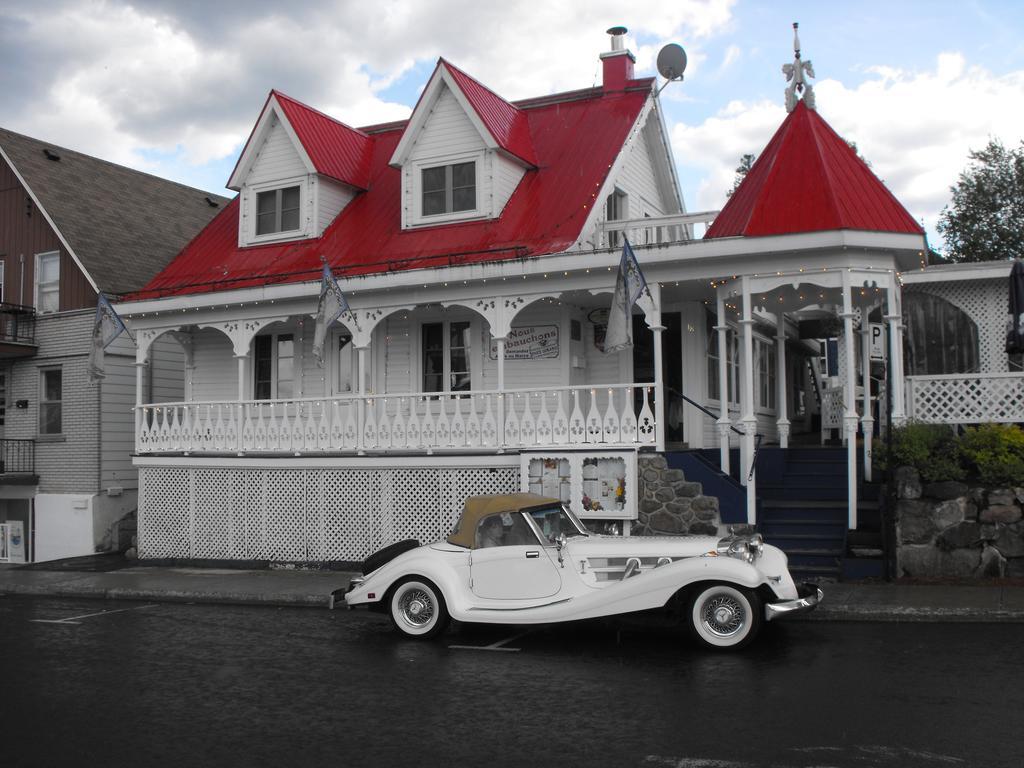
[606,26,628,36]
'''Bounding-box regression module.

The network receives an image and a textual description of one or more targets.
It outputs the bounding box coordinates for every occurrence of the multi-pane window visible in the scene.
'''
[256,186,301,235]
[422,321,471,393]
[39,367,62,434]
[422,162,475,216]
[757,339,777,410]
[605,189,627,246]
[706,310,739,405]
[36,251,59,313]
[254,333,295,399]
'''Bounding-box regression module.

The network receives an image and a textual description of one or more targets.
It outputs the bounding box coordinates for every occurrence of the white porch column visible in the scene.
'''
[886,280,907,426]
[775,311,790,449]
[234,353,248,456]
[860,305,874,482]
[715,294,731,475]
[841,273,859,530]
[646,282,666,453]
[495,336,507,448]
[739,277,757,525]
[134,361,147,453]
[356,345,368,455]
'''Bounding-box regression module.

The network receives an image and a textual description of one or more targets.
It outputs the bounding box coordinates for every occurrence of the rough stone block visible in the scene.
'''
[936,521,983,552]
[897,499,936,545]
[963,502,979,521]
[1016,487,1024,505]
[977,545,1007,578]
[980,505,1022,524]
[642,455,668,470]
[923,481,969,501]
[639,498,662,515]
[665,501,694,520]
[642,469,660,482]
[694,507,717,521]
[655,488,676,503]
[649,510,684,534]
[969,487,987,507]
[899,545,980,578]
[993,522,1024,558]
[691,495,719,512]
[895,466,922,499]
[931,499,965,530]
[688,522,718,536]
[672,481,702,498]
[988,489,1016,507]
[662,469,686,483]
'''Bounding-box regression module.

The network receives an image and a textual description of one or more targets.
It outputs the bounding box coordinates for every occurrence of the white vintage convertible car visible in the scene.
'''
[344,493,821,650]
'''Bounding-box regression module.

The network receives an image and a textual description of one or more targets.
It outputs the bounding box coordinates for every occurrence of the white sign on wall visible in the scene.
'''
[869,323,886,360]
[5,520,25,563]
[489,325,559,360]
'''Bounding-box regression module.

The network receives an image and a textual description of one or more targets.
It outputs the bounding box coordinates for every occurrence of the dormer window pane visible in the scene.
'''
[256,186,301,235]
[421,162,476,216]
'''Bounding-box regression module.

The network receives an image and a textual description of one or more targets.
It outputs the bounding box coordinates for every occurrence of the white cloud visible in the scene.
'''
[671,52,1024,242]
[0,0,736,188]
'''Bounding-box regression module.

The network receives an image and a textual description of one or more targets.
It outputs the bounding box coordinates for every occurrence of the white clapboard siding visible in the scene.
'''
[619,122,668,220]
[410,85,486,160]
[493,153,526,216]
[316,177,356,235]
[190,330,238,402]
[100,334,145,488]
[247,115,308,185]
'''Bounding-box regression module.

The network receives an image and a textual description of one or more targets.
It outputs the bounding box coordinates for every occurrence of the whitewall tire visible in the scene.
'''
[689,583,762,650]
[389,578,450,639]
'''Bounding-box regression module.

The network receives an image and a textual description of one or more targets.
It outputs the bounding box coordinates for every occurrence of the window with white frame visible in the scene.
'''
[422,161,476,216]
[35,251,59,314]
[757,338,777,410]
[334,330,354,394]
[255,186,301,236]
[705,310,739,405]
[39,367,62,435]
[421,321,471,393]
[605,189,628,247]
[253,333,295,399]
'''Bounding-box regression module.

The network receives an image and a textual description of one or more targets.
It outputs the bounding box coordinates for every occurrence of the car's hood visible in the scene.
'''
[566,534,720,560]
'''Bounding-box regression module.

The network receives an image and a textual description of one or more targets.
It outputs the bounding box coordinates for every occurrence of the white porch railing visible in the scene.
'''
[820,386,845,443]
[906,372,1024,425]
[596,211,719,248]
[136,384,657,454]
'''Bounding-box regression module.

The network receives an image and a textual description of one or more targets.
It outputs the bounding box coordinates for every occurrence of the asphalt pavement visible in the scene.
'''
[3,554,1024,621]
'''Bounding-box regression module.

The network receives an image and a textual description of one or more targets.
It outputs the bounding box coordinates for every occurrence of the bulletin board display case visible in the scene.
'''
[520,450,638,522]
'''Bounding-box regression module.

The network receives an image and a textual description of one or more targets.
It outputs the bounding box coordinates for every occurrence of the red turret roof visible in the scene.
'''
[704,100,923,239]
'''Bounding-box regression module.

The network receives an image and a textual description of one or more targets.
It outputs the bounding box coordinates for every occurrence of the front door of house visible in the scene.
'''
[632,312,683,443]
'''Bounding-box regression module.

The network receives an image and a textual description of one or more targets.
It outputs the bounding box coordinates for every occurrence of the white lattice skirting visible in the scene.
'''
[138,459,519,562]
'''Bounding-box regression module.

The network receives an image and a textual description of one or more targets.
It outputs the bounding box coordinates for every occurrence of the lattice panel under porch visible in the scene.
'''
[319,470,381,561]
[907,279,1008,373]
[192,469,233,559]
[263,471,308,561]
[139,467,191,558]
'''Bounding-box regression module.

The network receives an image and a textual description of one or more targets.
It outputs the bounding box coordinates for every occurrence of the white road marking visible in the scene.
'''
[31,604,159,625]
[449,629,531,652]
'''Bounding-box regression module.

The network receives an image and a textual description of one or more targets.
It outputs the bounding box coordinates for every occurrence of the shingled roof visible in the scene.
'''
[0,127,232,296]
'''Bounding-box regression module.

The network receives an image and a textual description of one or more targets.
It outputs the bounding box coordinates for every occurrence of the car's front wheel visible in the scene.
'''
[688,583,762,650]
[388,578,450,639]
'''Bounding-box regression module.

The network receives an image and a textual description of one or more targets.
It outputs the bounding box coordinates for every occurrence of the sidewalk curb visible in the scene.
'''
[0,584,330,609]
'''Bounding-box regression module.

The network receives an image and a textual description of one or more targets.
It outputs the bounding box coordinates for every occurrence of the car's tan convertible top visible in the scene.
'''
[446,493,561,549]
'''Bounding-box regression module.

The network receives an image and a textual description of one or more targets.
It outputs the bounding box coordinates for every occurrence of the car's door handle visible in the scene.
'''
[525,551,540,558]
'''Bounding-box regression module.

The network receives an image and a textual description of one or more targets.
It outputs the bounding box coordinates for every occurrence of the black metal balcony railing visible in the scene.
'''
[0,439,35,475]
[0,303,36,345]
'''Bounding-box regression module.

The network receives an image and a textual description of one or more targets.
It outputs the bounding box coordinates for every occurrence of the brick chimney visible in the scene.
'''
[600,26,635,91]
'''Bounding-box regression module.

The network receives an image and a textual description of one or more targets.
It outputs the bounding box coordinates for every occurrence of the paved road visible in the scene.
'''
[1,596,1021,768]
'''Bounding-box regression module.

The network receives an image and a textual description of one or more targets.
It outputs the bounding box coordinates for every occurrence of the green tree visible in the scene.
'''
[726,153,756,198]
[937,138,1024,263]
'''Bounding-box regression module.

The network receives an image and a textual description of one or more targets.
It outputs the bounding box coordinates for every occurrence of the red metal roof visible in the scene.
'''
[273,91,373,190]
[134,81,653,299]
[441,59,537,166]
[704,100,923,239]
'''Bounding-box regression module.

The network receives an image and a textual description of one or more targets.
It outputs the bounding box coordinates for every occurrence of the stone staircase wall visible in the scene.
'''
[634,455,721,536]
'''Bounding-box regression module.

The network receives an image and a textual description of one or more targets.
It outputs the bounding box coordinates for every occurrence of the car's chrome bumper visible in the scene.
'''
[764,583,822,621]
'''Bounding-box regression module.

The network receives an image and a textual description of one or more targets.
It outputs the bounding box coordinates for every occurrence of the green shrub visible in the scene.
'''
[959,423,1024,487]
[877,422,965,483]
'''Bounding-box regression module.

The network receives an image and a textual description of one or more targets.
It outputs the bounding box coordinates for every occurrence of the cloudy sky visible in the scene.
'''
[2,0,1022,248]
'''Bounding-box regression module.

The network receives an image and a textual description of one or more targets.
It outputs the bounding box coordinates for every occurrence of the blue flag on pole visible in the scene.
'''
[603,239,655,353]
[313,260,350,366]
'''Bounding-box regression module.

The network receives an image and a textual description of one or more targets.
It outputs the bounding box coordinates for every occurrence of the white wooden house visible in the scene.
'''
[115,30,1018,566]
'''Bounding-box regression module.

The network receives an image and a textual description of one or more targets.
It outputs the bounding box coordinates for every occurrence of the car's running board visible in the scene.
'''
[466,597,573,612]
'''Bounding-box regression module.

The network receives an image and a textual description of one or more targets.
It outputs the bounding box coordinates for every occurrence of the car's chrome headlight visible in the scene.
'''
[715,534,763,564]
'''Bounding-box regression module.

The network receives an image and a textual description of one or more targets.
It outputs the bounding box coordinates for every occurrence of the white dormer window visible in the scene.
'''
[422,161,476,216]
[256,185,301,235]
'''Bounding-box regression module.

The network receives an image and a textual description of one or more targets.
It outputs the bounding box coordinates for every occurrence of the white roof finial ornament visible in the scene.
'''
[782,22,816,112]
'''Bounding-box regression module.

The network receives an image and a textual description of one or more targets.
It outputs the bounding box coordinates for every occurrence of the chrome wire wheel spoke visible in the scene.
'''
[701,594,745,637]
[400,589,435,627]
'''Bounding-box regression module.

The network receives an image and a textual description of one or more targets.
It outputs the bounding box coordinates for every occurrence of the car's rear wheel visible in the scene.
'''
[388,578,449,639]
[688,583,762,650]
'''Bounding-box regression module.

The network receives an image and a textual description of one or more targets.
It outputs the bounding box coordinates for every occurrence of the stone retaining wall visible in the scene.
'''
[894,467,1024,578]
[633,455,721,536]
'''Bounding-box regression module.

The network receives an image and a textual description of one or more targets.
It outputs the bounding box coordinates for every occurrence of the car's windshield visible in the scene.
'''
[526,505,587,544]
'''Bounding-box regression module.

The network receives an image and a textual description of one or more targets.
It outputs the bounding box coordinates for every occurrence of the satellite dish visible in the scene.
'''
[657,43,687,82]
